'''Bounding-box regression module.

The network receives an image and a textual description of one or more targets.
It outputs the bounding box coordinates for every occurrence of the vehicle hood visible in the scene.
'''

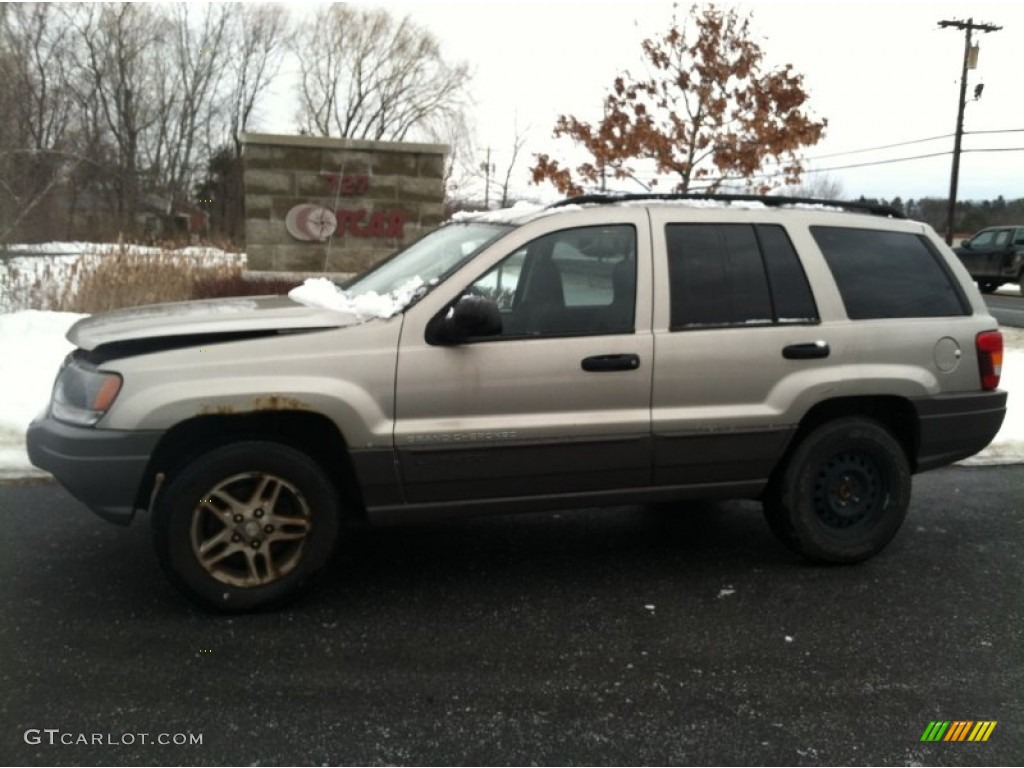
[68,295,363,351]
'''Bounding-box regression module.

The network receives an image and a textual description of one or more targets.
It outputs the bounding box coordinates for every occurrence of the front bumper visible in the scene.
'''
[913,390,1008,471]
[26,415,164,525]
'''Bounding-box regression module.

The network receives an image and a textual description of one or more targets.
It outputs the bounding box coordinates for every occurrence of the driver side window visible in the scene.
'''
[468,225,637,339]
[969,230,995,248]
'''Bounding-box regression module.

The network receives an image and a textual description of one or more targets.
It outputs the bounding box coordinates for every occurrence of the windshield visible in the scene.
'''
[346,222,512,296]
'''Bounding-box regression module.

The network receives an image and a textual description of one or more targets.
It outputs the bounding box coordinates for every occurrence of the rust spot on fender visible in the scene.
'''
[197,395,307,416]
[198,404,236,415]
[252,394,308,411]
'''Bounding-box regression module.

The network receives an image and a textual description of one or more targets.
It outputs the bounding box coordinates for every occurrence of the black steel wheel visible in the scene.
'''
[153,441,340,611]
[978,280,1000,294]
[763,417,910,563]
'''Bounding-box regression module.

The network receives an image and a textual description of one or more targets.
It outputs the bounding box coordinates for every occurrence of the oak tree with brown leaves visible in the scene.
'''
[531,4,827,196]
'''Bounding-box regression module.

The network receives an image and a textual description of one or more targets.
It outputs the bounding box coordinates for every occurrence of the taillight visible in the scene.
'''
[976,330,1003,390]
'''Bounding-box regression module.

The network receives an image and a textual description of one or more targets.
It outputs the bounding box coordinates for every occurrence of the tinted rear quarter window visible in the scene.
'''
[811,226,968,319]
[758,225,818,322]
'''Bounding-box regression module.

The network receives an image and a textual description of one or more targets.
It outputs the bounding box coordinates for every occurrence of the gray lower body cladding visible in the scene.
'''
[912,390,1007,471]
[26,416,164,525]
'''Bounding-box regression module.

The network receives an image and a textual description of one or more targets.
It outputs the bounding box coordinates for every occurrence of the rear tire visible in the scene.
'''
[152,441,340,612]
[763,418,910,563]
[978,280,999,294]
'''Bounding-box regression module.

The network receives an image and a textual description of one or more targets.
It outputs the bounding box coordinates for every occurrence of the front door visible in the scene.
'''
[394,214,654,505]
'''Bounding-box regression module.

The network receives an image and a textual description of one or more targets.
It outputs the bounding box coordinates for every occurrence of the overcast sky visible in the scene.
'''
[265,0,1024,203]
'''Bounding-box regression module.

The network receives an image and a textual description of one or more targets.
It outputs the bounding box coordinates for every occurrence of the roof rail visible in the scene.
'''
[547,192,906,219]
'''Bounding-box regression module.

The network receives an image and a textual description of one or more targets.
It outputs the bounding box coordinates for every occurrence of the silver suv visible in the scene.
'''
[28,194,1008,611]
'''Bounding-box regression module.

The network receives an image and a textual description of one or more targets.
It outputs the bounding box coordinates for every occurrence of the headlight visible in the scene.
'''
[51,360,122,426]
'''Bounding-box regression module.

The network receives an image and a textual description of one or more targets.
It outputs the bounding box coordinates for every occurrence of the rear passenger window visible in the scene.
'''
[665,224,818,329]
[811,227,968,320]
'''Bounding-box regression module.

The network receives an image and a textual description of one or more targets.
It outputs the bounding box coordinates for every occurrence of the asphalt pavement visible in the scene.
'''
[984,292,1024,328]
[1,467,1021,766]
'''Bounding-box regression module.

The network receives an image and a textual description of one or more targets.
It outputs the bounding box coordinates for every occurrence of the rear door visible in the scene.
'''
[394,210,654,505]
[648,212,836,493]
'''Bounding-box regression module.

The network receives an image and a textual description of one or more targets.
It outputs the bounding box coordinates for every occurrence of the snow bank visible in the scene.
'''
[0,311,85,479]
[1,241,244,262]
[288,276,425,319]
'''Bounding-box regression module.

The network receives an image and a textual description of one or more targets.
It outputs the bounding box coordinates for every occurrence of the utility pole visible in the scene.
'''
[480,147,494,209]
[938,18,1001,245]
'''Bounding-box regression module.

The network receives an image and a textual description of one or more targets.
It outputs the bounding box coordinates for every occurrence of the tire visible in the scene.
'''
[978,280,999,294]
[763,418,910,563]
[152,441,340,612]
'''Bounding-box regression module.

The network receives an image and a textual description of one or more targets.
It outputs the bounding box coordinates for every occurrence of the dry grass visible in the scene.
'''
[0,244,288,314]
[192,272,302,300]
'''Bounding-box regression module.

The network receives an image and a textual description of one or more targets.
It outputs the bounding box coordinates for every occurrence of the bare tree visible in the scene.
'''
[499,119,529,208]
[72,3,166,231]
[225,4,289,155]
[161,3,231,199]
[784,172,845,200]
[0,3,83,240]
[429,111,478,200]
[292,5,471,141]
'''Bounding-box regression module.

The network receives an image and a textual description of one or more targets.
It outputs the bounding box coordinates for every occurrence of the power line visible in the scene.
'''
[801,151,951,174]
[762,128,1022,164]
[626,142,1020,188]
[964,128,1024,135]
[802,134,953,161]
[962,147,1024,153]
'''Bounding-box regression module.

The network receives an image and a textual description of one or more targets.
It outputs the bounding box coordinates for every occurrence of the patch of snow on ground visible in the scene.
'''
[0,311,85,479]
[995,283,1022,297]
[288,276,425,319]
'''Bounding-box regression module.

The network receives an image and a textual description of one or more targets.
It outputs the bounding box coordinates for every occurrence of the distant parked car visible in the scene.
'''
[954,225,1024,294]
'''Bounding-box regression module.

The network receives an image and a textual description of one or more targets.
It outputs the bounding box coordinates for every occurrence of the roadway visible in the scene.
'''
[985,291,1023,328]
[2,467,1021,765]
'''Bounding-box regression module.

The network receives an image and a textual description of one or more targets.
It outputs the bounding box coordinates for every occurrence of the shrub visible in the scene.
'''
[190,272,302,300]
[0,245,268,313]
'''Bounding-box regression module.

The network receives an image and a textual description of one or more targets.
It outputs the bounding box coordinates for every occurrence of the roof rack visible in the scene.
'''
[547,192,906,219]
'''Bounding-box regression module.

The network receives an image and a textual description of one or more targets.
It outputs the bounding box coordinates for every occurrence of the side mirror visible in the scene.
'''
[427,294,502,345]
[960,240,972,250]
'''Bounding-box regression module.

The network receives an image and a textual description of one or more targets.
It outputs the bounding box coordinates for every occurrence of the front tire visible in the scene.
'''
[763,418,910,563]
[153,441,340,612]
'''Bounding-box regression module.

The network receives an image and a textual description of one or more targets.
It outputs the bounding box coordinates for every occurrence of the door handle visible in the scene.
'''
[782,341,830,360]
[581,354,641,372]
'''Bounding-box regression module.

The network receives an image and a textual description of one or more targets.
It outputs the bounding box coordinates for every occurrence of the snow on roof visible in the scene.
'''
[447,197,874,226]
[448,200,556,225]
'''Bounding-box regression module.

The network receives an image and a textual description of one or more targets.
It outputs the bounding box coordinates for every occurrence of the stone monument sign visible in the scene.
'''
[241,133,447,276]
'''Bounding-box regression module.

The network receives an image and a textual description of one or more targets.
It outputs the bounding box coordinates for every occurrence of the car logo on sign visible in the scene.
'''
[285,204,337,242]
